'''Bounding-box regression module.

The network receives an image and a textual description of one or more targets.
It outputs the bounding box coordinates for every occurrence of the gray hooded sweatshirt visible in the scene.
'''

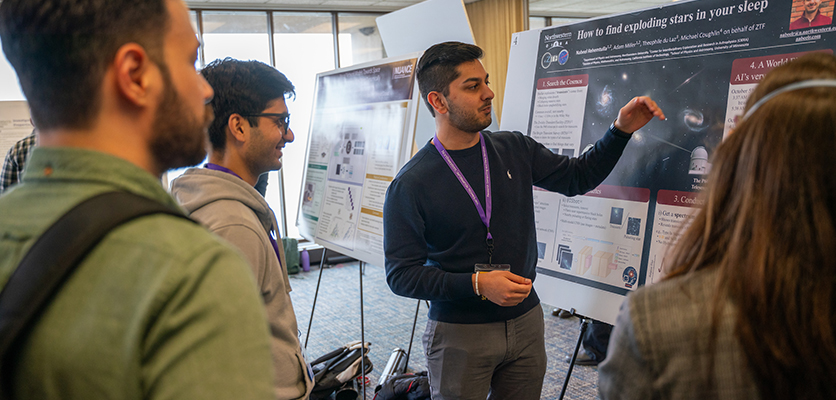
[171,168,313,400]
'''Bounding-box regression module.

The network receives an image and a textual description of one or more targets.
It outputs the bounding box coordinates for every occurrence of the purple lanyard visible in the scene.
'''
[433,133,493,249]
[205,163,283,268]
[205,163,243,179]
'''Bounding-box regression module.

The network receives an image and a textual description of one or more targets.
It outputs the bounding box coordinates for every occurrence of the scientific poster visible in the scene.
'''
[0,101,33,155]
[297,54,421,267]
[503,0,836,322]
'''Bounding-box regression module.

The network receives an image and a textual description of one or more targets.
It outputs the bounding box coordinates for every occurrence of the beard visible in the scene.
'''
[447,98,492,133]
[149,66,212,173]
[245,126,282,176]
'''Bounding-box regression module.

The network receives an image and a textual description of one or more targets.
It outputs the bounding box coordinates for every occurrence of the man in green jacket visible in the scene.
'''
[0,0,277,399]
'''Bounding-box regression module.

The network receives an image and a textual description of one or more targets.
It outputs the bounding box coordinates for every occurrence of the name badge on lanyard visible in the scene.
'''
[434,133,510,273]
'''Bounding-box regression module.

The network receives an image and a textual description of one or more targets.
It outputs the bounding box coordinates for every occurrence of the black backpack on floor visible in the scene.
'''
[309,341,373,400]
[374,371,430,400]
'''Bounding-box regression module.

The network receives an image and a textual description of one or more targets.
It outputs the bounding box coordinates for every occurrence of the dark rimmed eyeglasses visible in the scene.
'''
[240,113,290,132]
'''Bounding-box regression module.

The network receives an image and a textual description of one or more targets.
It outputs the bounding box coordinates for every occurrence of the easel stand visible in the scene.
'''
[559,315,591,400]
[304,248,369,399]
[305,248,329,348]
[402,299,421,371]
[359,261,367,399]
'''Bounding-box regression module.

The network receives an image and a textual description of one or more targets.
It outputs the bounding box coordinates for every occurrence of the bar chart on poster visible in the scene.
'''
[501,0,836,323]
[296,53,421,268]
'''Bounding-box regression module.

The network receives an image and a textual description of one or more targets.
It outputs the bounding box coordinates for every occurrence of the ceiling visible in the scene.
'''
[186,0,677,19]
[528,0,677,18]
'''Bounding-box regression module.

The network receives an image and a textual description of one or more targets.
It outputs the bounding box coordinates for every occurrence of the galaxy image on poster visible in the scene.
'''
[529,0,835,296]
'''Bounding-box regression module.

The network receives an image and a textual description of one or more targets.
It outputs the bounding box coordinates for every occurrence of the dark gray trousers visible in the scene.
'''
[422,306,547,400]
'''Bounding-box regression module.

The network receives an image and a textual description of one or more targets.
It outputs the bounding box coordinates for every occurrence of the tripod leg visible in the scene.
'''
[305,248,328,348]
[403,299,421,373]
[559,318,590,400]
[359,261,366,400]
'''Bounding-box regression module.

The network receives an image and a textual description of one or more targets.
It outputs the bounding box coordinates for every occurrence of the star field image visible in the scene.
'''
[578,59,727,192]
[626,217,642,236]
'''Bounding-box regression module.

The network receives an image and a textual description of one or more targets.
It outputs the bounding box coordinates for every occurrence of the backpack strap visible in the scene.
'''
[0,191,194,397]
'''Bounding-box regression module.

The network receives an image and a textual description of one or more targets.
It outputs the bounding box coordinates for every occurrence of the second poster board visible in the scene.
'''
[296,53,422,268]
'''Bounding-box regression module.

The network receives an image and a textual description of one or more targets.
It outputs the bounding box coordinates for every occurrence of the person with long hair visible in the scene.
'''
[598,52,836,400]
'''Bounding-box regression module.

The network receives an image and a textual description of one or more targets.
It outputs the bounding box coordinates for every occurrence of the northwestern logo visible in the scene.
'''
[544,32,572,42]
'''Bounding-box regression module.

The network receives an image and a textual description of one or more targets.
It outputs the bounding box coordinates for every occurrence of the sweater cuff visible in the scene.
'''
[451,271,477,298]
[609,121,632,139]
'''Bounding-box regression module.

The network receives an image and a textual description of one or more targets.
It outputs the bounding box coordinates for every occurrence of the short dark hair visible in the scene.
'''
[416,42,483,116]
[201,58,295,151]
[0,0,169,131]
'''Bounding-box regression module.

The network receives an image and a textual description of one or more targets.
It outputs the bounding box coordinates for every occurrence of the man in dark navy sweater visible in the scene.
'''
[383,42,664,400]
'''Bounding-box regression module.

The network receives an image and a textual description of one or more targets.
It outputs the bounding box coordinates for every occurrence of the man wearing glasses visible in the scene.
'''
[171,58,312,400]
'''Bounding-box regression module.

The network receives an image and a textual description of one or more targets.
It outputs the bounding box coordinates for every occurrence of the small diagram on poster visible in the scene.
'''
[328,123,367,185]
[303,182,317,207]
[538,185,649,293]
[317,183,362,250]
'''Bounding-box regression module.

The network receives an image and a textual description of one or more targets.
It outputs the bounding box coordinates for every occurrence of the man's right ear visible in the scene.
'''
[113,43,154,108]
[427,92,448,115]
[227,113,248,142]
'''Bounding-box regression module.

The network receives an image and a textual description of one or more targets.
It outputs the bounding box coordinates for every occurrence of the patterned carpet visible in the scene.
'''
[290,261,601,400]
